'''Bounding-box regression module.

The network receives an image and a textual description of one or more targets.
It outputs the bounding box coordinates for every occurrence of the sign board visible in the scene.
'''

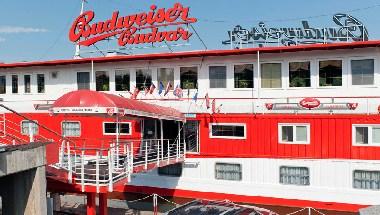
[223,14,368,47]
[265,98,358,111]
[69,3,197,47]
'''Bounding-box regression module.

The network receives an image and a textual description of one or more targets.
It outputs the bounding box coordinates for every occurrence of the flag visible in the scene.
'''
[205,93,210,109]
[217,104,222,113]
[192,90,198,102]
[211,99,216,113]
[187,88,190,98]
[164,81,172,96]
[144,87,149,95]
[149,83,156,94]
[173,85,183,98]
[158,82,164,95]
[131,87,140,99]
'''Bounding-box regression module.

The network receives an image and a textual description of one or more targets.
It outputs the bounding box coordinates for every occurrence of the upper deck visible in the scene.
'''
[1,40,380,114]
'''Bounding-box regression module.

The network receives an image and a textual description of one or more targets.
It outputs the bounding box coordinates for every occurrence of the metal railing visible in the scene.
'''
[56,138,186,193]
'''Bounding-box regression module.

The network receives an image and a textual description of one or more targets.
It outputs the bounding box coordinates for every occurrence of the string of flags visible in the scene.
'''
[126,82,222,114]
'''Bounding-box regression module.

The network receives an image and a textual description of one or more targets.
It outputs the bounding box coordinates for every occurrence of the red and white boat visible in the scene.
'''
[1,40,380,213]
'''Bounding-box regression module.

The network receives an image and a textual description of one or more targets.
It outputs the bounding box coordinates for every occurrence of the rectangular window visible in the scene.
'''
[278,124,310,144]
[12,75,18,94]
[261,63,282,88]
[77,72,90,90]
[21,120,38,135]
[158,163,183,177]
[115,70,130,91]
[136,69,152,90]
[215,163,242,181]
[209,66,226,88]
[0,76,6,94]
[234,64,253,88]
[96,71,109,91]
[353,170,380,190]
[353,125,380,146]
[289,61,311,87]
[158,68,174,88]
[180,67,198,89]
[280,166,310,186]
[24,75,31,93]
[351,59,374,85]
[37,74,45,93]
[103,122,131,135]
[62,121,81,137]
[319,60,342,86]
[210,123,246,139]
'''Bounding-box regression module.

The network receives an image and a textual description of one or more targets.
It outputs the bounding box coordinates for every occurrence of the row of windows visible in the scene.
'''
[77,58,376,93]
[0,74,45,94]
[21,121,131,137]
[209,123,380,146]
[159,163,380,191]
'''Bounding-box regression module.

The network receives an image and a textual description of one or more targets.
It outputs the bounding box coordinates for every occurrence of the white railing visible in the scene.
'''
[57,138,186,193]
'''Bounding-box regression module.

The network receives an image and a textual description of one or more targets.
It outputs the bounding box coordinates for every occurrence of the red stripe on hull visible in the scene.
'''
[115,185,367,212]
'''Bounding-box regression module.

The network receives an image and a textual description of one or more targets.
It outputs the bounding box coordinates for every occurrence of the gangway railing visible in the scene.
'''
[56,138,186,193]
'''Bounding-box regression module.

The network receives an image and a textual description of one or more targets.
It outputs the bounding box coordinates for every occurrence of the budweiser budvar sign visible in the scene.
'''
[69,3,197,47]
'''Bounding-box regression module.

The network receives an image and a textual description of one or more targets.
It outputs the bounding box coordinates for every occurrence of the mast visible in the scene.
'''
[73,0,86,59]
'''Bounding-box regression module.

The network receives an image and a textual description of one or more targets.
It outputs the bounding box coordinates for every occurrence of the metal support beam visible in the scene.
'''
[99,193,108,215]
[86,193,96,215]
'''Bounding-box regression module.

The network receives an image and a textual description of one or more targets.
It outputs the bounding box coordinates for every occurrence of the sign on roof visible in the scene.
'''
[69,3,197,47]
[223,14,368,48]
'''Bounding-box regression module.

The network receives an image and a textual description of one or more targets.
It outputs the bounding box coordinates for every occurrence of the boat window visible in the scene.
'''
[209,66,226,88]
[77,72,90,90]
[115,70,130,91]
[209,123,246,139]
[351,59,374,85]
[0,76,6,94]
[261,63,282,88]
[158,163,183,177]
[319,60,342,87]
[136,69,152,90]
[24,75,31,93]
[62,121,81,137]
[37,74,45,93]
[12,75,18,94]
[180,66,198,89]
[278,123,310,144]
[103,122,131,135]
[158,68,174,89]
[289,61,311,87]
[21,120,38,135]
[215,163,242,181]
[280,166,310,186]
[96,71,109,91]
[353,125,380,146]
[234,64,253,88]
[353,170,380,190]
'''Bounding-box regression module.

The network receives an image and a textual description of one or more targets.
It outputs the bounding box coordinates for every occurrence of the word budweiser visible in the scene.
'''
[69,3,197,46]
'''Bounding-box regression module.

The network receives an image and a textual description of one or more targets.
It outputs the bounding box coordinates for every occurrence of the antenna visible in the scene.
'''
[73,0,87,59]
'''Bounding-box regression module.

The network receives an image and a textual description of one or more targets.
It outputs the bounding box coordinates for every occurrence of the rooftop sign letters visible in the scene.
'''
[69,3,197,47]
[223,14,369,47]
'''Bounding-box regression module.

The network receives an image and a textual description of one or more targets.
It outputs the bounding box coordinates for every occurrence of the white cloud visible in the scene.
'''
[0,26,48,34]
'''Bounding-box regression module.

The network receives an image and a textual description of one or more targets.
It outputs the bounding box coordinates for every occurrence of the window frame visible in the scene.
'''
[114,69,130,92]
[11,74,18,94]
[288,60,311,88]
[317,58,344,88]
[260,62,283,89]
[180,66,198,90]
[61,121,81,137]
[208,65,227,89]
[209,123,246,139]
[352,124,380,147]
[95,70,110,91]
[233,63,254,89]
[23,74,32,94]
[77,71,90,90]
[37,73,45,94]
[135,68,153,90]
[278,123,310,144]
[0,75,6,94]
[349,57,377,87]
[352,169,380,190]
[20,120,39,135]
[279,166,310,186]
[215,162,242,181]
[102,122,132,135]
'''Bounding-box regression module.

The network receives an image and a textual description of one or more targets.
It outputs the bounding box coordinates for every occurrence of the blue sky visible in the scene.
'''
[1,0,380,63]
